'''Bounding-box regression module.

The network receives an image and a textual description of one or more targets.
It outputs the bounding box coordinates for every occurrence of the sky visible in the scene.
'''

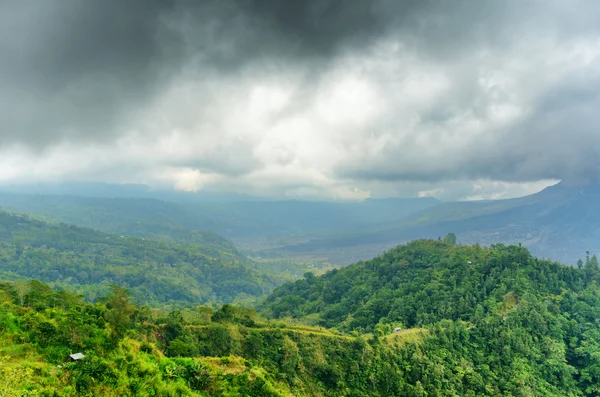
[1,0,599,201]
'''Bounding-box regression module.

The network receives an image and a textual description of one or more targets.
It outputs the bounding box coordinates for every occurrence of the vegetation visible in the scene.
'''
[247,256,337,280]
[0,193,221,246]
[260,240,600,395]
[0,283,294,396]
[2,240,600,395]
[0,192,439,240]
[282,181,600,266]
[0,191,439,265]
[262,240,595,331]
[0,211,283,306]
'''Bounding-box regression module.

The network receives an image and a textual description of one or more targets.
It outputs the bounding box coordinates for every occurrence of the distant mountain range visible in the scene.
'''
[278,182,600,265]
[0,185,439,252]
[0,181,597,265]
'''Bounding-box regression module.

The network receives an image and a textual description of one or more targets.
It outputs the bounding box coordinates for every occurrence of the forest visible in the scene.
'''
[0,211,284,307]
[2,240,600,396]
[262,240,600,331]
[4,0,600,395]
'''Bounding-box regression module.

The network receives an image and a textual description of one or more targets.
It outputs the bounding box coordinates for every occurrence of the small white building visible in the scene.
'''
[393,327,402,333]
[69,353,85,361]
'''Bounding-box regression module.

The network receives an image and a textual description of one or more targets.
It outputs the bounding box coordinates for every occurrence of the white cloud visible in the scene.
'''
[2,1,600,201]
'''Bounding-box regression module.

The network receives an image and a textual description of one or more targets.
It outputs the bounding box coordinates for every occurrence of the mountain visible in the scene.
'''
[0,210,282,306]
[3,241,600,396]
[276,182,600,265]
[0,193,221,244]
[3,181,599,266]
[0,190,440,263]
[261,239,595,329]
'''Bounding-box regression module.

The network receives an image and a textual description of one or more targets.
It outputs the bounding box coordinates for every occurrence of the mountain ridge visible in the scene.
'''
[0,210,281,306]
[273,182,600,264]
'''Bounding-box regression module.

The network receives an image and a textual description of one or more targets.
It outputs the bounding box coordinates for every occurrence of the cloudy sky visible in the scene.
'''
[1,0,599,200]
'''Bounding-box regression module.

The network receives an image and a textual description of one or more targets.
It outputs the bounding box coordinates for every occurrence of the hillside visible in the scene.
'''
[0,211,282,306]
[0,193,221,244]
[261,240,597,331]
[3,242,600,396]
[0,190,439,264]
[3,182,600,267]
[274,182,600,265]
[396,182,600,263]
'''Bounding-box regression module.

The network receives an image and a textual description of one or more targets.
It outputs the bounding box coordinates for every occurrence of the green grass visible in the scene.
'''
[382,328,427,345]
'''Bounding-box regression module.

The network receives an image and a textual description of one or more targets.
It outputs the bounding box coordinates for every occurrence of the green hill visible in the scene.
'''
[278,182,600,265]
[2,240,600,396]
[0,211,282,306]
[261,240,594,331]
[0,191,439,264]
[0,193,221,245]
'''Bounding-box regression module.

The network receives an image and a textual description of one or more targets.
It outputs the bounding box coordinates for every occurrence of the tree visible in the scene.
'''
[444,233,457,245]
[212,304,235,323]
[103,286,135,341]
[13,280,31,306]
[584,254,599,281]
[587,255,599,270]
[13,237,24,258]
[164,310,185,342]
[304,272,316,283]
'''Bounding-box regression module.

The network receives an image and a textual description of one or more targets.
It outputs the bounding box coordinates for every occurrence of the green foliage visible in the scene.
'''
[0,191,440,265]
[2,241,600,396]
[101,286,136,341]
[262,240,587,332]
[443,232,457,245]
[0,282,289,396]
[0,211,284,306]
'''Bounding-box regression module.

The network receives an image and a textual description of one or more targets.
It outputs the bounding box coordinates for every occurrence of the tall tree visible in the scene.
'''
[103,285,135,341]
[443,233,457,245]
[13,280,30,306]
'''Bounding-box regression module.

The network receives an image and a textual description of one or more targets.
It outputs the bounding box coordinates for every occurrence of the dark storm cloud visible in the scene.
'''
[0,0,186,147]
[0,0,390,147]
[229,0,397,58]
[337,58,600,186]
[2,0,600,195]
[0,0,519,147]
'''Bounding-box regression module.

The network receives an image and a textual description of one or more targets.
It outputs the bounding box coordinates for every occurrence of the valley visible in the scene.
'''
[0,183,599,396]
[3,1,599,395]
[0,185,600,397]
[2,181,598,266]
[2,239,599,396]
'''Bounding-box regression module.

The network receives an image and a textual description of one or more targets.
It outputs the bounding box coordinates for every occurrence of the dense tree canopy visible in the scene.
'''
[0,211,283,306]
[261,240,590,331]
[3,239,600,396]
